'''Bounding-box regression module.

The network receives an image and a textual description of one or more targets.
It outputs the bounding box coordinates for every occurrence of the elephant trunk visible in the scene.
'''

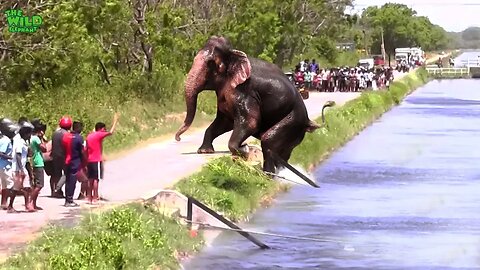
[175,51,208,141]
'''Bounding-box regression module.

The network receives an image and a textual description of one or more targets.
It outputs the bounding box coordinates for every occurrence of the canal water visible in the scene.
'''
[183,55,480,270]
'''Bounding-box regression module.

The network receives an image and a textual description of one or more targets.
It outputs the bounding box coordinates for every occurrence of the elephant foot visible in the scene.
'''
[197,147,215,154]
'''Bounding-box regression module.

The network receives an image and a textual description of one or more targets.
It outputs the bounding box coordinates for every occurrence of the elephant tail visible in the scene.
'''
[320,100,336,124]
[306,100,335,133]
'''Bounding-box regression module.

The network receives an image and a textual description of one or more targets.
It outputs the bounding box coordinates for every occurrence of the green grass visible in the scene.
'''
[1,204,203,270]
[175,157,289,221]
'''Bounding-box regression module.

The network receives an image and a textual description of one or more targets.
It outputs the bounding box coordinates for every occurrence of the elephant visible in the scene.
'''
[175,36,334,174]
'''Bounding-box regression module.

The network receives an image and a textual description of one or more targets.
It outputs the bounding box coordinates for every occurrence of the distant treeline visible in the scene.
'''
[448,27,480,49]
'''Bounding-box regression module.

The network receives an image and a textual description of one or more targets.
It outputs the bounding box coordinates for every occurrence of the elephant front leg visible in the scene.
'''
[198,112,233,154]
[227,107,260,158]
[228,127,255,159]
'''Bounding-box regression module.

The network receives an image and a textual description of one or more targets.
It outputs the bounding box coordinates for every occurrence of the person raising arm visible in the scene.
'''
[86,113,119,204]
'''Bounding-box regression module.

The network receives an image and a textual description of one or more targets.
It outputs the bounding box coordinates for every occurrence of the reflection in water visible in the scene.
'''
[184,57,480,270]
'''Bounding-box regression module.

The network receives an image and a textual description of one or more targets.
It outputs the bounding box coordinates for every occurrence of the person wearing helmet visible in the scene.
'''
[11,121,35,212]
[49,116,72,198]
[0,118,18,211]
[18,117,34,189]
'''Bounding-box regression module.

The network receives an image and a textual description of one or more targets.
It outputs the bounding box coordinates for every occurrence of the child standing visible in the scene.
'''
[86,113,119,204]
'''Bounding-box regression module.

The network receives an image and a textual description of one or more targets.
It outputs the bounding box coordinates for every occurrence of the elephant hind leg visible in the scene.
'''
[260,111,306,174]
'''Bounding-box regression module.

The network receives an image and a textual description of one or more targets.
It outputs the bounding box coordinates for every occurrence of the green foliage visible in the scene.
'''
[222,0,281,63]
[2,204,203,270]
[290,68,430,168]
[175,157,287,221]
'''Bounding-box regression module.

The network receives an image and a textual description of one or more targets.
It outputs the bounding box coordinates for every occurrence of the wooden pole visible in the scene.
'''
[381,28,387,66]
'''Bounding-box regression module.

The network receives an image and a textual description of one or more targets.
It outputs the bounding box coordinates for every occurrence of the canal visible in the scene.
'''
[184,54,480,270]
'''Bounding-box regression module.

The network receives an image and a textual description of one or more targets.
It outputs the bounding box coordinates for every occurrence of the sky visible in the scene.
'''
[349,0,480,32]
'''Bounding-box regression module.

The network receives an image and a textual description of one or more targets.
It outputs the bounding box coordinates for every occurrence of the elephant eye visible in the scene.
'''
[207,60,217,71]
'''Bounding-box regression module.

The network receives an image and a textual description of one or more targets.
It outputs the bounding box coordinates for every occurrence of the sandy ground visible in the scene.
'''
[0,67,416,261]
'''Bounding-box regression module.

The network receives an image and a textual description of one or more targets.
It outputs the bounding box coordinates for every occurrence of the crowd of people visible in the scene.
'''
[0,113,118,213]
[287,59,396,93]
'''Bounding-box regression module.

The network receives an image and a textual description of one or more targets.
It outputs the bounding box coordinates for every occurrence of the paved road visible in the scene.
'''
[0,90,362,260]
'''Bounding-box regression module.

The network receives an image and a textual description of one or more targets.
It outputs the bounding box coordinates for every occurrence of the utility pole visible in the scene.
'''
[363,29,368,56]
[381,28,387,66]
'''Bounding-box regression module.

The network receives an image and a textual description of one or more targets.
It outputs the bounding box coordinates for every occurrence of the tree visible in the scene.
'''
[360,3,449,64]
[0,0,358,93]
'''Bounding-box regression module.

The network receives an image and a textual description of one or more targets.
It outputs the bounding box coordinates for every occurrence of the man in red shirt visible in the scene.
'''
[85,113,119,204]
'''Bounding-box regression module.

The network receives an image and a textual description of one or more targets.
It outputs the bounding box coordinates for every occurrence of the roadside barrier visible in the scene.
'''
[269,150,320,188]
[186,196,270,249]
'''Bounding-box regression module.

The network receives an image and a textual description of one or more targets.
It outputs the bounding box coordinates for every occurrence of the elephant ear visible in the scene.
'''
[229,49,251,89]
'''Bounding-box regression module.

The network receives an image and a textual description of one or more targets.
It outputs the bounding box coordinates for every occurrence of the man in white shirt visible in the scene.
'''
[11,121,35,212]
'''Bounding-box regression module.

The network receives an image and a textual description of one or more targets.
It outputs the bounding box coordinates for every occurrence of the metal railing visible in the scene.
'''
[459,59,480,67]
[186,196,270,249]
[426,67,470,76]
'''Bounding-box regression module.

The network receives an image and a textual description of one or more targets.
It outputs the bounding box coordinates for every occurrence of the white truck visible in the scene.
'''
[395,47,424,66]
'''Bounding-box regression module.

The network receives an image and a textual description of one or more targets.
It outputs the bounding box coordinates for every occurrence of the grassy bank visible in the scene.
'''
[2,204,203,270]
[175,157,289,221]
[1,68,430,269]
